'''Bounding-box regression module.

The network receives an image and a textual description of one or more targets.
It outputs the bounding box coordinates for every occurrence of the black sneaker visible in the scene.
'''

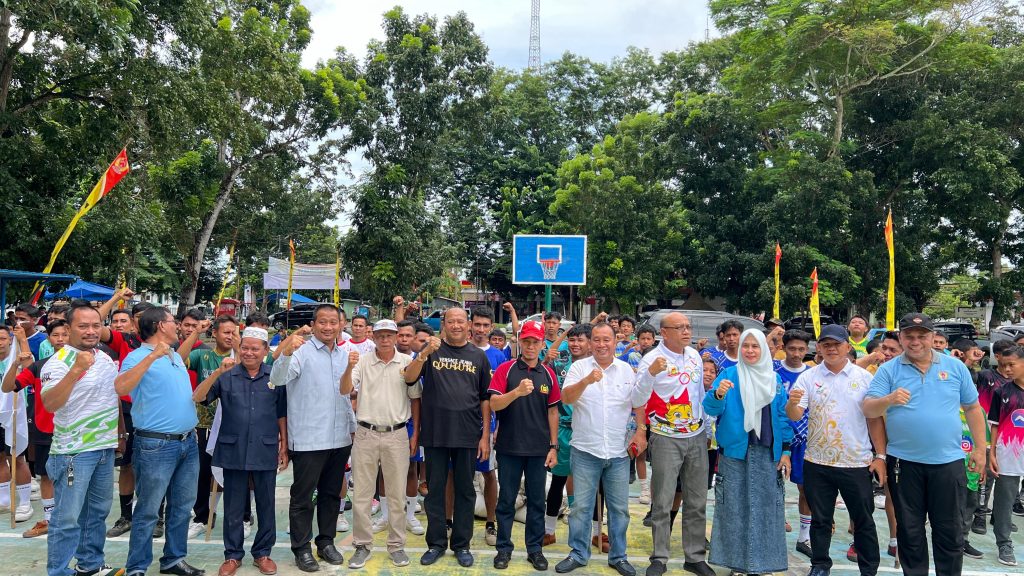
[494,551,511,570]
[527,552,548,571]
[76,567,127,576]
[420,548,444,566]
[455,549,474,568]
[963,541,984,559]
[796,540,812,558]
[1013,501,1024,517]
[646,561,667,576]
[642,510,652,527]
[997,544,1017,566]
[972,515,987,535]
[106,517,132,538]
[153,519,164,539]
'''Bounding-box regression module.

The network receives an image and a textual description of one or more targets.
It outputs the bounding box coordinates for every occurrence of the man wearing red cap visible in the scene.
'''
[488,320,561,571]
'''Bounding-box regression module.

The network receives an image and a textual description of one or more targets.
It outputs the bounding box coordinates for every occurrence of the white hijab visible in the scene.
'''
[735,329,776,438]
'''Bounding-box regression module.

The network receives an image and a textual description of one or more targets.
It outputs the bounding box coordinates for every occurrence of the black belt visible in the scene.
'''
[134,429,194,441]
[357,421,405,433]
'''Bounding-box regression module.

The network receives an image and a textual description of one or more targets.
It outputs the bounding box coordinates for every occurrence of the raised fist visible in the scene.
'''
[220,357,237,372]
[348,350,360,367]
[423,336,442,356]
[697,338,709,349]
[517,378,534,397]
[73,349,95,372]
[890,388,911,406]
[11,324,26,340]
[788,388,804,406]
[198,319,212,333]
[152,341,171,357]
[120,288,135,300]
[502,302,514,313]
[648,356,668,376]
[393,295,405,306]
[716,378,734,398]
[587,368,603,385]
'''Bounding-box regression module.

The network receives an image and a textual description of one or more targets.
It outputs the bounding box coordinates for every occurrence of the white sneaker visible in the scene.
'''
[639,484,651,505]
[371,516,389,534]
[406,515,425,535]
[415,500,422,513]
[874,494,886,510]
[187,521,206,539]
[243,520,253,538]
[560,507,571,525]
[14,503,32,522]
[30,479,40,501]
[371,499,380,515]
[337,514,350,532]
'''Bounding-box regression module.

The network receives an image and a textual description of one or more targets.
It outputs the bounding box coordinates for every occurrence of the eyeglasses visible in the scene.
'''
[662,325,692,332]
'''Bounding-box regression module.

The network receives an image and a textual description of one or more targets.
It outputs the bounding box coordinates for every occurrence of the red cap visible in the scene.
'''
[519,320,545,341]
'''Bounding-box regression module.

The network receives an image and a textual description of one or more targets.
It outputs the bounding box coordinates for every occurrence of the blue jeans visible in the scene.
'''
[127,433,199,574]
[567,447,630,565]
[46,449,115,576]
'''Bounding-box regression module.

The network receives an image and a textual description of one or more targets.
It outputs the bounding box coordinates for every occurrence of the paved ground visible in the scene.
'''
[1,466,1020,575]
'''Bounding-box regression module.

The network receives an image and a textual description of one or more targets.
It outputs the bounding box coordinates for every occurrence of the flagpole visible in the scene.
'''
[215,233,237,316]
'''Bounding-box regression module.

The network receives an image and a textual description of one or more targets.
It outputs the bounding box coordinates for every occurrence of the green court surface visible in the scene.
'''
[1,467,1020,575]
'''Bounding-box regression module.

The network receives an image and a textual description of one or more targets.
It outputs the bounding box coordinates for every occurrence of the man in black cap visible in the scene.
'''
[863,313,988,575]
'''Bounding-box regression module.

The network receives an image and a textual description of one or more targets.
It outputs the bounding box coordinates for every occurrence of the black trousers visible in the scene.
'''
[289,447,351,553]
[804,461,879,574]
[496,453,546,554]
[193,428,216,525]
[887,457,965,576]
[223,469,275,561]
[424,446,476,551]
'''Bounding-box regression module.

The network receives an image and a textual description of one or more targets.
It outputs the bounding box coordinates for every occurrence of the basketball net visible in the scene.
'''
[540,259,560,281]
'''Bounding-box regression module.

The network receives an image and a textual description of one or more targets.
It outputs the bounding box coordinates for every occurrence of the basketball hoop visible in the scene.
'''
[540,259,560,281]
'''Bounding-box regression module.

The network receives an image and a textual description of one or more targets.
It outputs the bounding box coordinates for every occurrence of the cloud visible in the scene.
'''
[301,0,713,69]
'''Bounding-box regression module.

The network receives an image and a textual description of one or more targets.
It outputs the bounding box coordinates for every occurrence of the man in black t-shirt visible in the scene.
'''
[405,308,491,568]
[488,320,561,571]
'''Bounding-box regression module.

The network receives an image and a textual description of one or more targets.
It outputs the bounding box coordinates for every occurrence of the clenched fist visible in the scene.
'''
[152,341,171,358]
[198,319,212,333]
[219,357,237,372]
[715,378,734,399]
[502,302,514,313]
[787,388,804,407]
[585,368,603,385]
[422,336,442,356]
[73,349,95,372]
[348,350,360,367]
[516,378,534,397]
[648,356,668,376]
[889,388,911,406]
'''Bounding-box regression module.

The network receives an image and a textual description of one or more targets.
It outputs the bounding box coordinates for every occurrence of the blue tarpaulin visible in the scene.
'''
[44,279,116,301]
[266,292,316,304]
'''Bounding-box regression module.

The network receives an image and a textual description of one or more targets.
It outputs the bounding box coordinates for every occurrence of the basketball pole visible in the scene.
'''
[544,284,552,313]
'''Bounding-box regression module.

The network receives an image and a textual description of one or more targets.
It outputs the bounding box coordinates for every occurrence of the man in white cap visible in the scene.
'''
[342,319,421,569]
[191,326,287,576]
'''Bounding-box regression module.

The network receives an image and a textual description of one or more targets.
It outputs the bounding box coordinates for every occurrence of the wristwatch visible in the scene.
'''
[549,444,557,450]
[874,453,886,461]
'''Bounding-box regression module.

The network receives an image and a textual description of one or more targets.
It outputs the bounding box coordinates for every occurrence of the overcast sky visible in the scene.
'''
[301,0,715,69]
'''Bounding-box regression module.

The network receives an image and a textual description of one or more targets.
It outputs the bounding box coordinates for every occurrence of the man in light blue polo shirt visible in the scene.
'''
[115,307,203,576]
[863,313,987,576]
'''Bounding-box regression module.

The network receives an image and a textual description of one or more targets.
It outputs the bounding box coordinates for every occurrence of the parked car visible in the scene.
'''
[934,321,978,344]
[991,325,1024,342]
[268,303,323,330]
[638,309,765,343]
[523,313,575,335]
[783,315,837,334]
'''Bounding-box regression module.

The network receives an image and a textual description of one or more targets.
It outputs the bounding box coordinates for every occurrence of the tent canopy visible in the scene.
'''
[266,292,317,304]
[45,279,115,301]
[0,269,79,312]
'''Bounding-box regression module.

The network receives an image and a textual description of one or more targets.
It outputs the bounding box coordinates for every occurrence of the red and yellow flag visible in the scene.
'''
[286,239,296,309]
[333,251,341,307]
[885,210,896,330]
[31,148,130,303]
[809,267,821,339]
[773,243,782,319]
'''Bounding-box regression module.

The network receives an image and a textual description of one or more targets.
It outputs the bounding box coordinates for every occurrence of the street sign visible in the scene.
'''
[512,235,587,286]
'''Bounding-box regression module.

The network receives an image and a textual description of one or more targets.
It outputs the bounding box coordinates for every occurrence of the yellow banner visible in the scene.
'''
[286,239,296,309]
[885,210,896,330]
[773,243,782,319]
[333,252,341,307]
[810,267,821,339]
[215,239,236,315]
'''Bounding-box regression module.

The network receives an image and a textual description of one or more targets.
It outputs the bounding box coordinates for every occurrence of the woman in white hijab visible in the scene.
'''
[702,328,793,576]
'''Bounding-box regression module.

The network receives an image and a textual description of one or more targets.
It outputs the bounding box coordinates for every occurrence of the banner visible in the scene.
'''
[809,267,821,339]
[885,210,896,330]
[214,238,236,314]
[773,243,782,319]
[333,252,341,307]
[31,148,130,303]
[287,240,296,309]
[262,256,351,290]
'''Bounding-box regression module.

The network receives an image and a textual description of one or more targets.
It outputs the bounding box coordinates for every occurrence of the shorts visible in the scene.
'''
[790,442,806,485]
[31,442,51,477]
[115,399,134,467]
[550,426,573,477]
[407,420,423,462]
[475,448,497,472]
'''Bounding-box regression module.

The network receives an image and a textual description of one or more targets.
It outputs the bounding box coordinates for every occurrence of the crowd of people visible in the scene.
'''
[1,290,1024,576]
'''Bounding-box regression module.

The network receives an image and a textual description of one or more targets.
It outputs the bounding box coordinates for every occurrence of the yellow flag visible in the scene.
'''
[885,210,896,330]
[773,243,782,319]
[286,239,296,309]
[215,238,236,315]
[809,268,821,339]
[333,252,341,307]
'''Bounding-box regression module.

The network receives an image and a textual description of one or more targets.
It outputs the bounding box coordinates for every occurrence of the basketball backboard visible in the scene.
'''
[512,234,587,285]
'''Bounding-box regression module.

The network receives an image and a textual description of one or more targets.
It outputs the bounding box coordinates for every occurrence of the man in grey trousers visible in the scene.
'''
[635,312,714,576]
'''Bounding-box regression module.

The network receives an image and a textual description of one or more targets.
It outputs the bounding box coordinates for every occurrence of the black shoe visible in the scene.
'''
[455,549,474,567]
[494,551,511,570]
[683,560,715,576]
[159,561,205,576]
[796,540,812,557]
[964,541,984,559]
[316,545,344,566]
[972,515,987,535]
[1013,501,1024,516]
[294,551,319,573]
[556,557,585,573]
[807,567,830,576]
[420,548,445,565]
[646,560,667,576]
[610,559,637,576]
[642,510,652,528]
[153,518,165,539]
[527,552,548,571]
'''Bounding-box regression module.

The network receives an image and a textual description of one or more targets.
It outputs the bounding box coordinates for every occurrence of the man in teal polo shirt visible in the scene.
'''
[863,313,987,576]
[115,307,203,576]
